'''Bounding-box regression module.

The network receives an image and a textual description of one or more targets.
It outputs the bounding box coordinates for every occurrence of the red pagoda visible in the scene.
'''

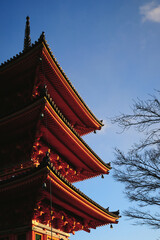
[0,17,120,240]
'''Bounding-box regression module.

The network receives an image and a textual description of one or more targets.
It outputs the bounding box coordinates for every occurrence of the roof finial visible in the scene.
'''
[39,31,45,41]
[24,16,31,51]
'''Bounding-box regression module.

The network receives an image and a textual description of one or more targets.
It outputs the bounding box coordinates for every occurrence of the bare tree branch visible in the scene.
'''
[112,91,160,228]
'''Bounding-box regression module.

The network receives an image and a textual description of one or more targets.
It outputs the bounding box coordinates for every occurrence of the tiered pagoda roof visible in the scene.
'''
[0,32,103,135]
[0,17,120,238]
[0,160,119,234]
[0,96,110,182]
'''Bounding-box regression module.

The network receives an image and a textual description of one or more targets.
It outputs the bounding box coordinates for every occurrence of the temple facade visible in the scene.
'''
[0,17,120,240]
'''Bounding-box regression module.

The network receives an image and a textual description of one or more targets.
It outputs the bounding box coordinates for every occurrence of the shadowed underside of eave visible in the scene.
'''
[0,35,103,135]
[0,161,119,233]
[0,98,110,182]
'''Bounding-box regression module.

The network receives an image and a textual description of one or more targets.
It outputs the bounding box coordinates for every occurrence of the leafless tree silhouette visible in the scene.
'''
[112,91,160,228]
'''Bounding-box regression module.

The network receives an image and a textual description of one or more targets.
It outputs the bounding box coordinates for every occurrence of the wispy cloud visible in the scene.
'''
[140,1,160,23]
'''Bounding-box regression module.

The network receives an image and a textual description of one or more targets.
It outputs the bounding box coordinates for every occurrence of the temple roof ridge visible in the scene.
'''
[0,36,41,69]
[45,160,120,219]
[40,38,104,129]
[0,33,103,130]
[0,159,120,219]
[39,31,46,41]
[44,95,111,170]
[0,97,111,172]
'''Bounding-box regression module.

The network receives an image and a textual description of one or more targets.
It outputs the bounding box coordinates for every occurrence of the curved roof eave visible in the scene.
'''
[0,33,104,132]
[43,96,111,171]
[46,163,120,221]
[0,161,120,222]
[41,38,103,130]
[0,97,111,174]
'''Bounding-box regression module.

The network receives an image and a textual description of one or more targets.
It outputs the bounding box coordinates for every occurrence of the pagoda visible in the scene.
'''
[0,17,120,240]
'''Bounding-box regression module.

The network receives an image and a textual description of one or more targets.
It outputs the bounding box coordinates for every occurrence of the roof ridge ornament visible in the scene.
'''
[39,31,46,41]
[24,16,31,51]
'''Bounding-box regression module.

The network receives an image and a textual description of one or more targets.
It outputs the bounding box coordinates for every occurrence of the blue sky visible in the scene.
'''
[1,0,160,239]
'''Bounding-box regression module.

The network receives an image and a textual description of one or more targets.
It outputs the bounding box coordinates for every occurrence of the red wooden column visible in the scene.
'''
[10,234,15,240]
[27,230,34,240]
[43,234,47,240]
